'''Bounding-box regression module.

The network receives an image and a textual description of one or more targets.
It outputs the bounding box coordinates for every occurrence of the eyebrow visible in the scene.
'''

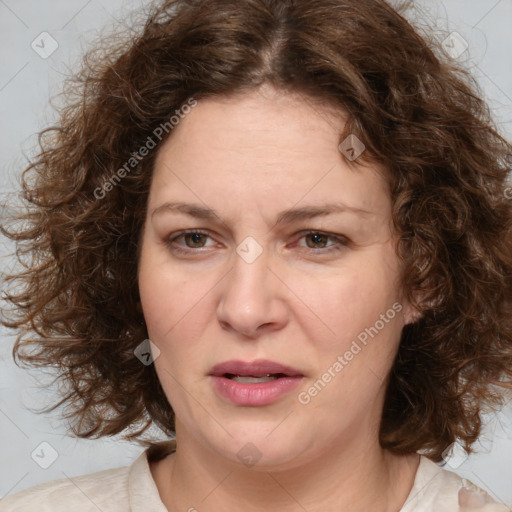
[151,201,376,224]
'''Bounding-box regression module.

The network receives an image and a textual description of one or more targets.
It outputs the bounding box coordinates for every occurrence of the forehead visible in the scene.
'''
[150,87,390,219]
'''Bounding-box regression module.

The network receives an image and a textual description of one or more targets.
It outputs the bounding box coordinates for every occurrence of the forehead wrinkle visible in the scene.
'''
[151,201,377,227]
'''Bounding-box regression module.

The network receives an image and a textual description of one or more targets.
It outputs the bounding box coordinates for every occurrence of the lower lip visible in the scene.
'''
[210,376,303,406]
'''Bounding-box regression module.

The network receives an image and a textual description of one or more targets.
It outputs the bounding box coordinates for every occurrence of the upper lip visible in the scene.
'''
[209,359,303,377]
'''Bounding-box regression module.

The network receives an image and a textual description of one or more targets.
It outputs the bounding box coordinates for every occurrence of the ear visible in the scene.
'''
[402,303,422,326]
[400,296,424,326]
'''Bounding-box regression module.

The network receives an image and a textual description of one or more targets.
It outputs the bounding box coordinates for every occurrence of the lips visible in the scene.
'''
[209,359,304,406]
[209,359,303,378]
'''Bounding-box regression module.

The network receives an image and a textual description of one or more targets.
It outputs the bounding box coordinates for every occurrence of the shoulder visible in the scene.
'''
[401,455,511,512]
[0,442,175,512]
[0,463,131,512]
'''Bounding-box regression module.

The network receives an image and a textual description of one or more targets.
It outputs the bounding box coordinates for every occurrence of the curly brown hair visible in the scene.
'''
[2,0,512,463]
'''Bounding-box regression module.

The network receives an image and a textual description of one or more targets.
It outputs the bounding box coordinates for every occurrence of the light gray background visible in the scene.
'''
[1,0,512,505]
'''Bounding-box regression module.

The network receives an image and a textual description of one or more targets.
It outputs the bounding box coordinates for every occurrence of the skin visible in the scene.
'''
[138,85,420,512]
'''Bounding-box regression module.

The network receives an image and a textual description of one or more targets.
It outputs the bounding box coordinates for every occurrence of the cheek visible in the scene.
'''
[138,261,173,340]
[296,248,405,406]
[138,237,211,340]
[302,250,403,345]
[138,261,210,399]
[139,270,207,342]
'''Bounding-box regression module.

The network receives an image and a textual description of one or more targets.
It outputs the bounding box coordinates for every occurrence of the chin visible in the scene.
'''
[216,428,306,470]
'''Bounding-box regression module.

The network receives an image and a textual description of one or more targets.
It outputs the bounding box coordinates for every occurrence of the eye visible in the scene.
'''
[303,232,331,249]
[295,231,349,252]
[182,231,210,248]
[166,230,215,252]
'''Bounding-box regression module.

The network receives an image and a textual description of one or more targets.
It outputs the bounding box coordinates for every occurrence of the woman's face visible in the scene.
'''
[138,86,415,469]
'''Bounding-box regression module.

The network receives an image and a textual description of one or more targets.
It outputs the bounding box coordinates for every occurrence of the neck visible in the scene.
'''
[151,432,420,512]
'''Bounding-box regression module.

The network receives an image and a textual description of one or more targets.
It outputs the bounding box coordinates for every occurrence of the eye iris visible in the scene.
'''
[306,233,328,248]
[185,233,206,247]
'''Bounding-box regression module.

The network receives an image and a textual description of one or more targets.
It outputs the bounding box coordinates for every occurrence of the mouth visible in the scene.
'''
[209,359,304,379]
[208,360,304,406]
[222,373,289,383]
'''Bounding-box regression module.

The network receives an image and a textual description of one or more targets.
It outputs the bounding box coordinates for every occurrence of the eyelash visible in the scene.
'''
[165,229,349,255]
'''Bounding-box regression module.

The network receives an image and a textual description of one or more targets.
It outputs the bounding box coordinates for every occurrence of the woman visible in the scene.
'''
[1,0,511,510]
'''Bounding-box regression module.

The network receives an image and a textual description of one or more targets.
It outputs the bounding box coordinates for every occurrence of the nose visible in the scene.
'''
[216,248,289,338]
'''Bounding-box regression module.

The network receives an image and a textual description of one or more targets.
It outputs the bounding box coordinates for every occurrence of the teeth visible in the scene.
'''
[230,374,280,383]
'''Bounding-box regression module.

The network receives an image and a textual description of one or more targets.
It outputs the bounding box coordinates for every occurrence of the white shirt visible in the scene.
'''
[1,440,509,511]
